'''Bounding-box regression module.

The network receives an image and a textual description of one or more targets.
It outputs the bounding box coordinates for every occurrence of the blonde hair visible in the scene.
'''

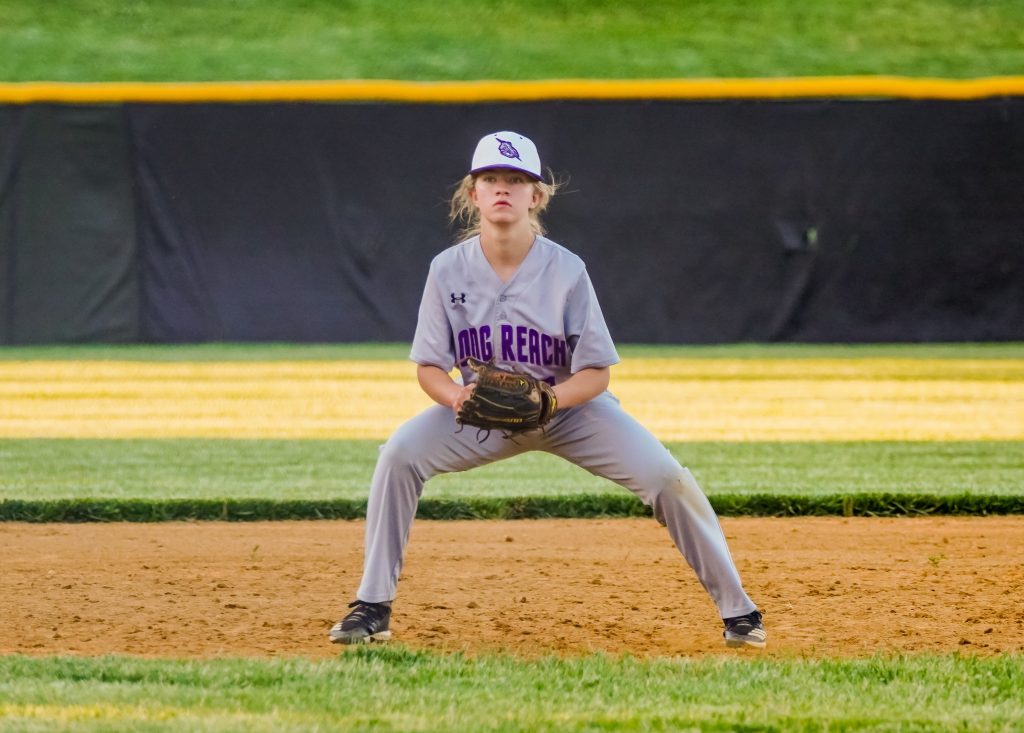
[448,172,560,241]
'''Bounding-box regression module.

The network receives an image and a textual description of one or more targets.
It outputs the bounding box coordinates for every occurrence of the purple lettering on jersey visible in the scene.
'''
[469,328,481,359]
[469,323,566,368]
[516,326,528,362]
[528,329,540,365]
[501,325,515,360]
[457,327,492,360]
[479,325,493,361]
[554,337,567,367]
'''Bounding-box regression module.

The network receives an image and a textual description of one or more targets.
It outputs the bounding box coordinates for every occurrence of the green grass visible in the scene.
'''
[1,343,1021,518]
[2,439,1022,520]
[2,342,1023,362]
[6,493,1024,522]
[2,0,1024,82]
[1,649,1021,732]
[1,439,1021,502]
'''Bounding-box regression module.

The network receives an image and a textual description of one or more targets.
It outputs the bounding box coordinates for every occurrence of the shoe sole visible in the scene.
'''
[725,636,767,649]
[329,630,392,645]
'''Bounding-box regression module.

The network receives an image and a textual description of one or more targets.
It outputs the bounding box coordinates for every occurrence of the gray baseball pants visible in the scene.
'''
[355,391,757,619]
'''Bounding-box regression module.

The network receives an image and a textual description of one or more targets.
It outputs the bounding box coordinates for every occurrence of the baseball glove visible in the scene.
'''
[456,357,557,435]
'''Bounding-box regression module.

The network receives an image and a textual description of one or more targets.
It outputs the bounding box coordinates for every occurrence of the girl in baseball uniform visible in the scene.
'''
[330,131,766,649]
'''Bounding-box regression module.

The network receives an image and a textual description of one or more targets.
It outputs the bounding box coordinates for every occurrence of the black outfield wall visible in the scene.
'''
[1,98,1022,344]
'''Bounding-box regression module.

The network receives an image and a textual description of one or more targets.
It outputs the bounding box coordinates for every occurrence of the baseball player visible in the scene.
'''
[329,131,766,649]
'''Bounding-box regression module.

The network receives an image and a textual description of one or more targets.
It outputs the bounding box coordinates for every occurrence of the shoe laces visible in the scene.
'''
[343,600,389,627]
[727,610,762,629]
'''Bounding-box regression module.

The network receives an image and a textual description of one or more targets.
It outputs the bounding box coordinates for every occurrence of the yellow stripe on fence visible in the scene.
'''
[2,77,1024,104]
[0,359,1021,441]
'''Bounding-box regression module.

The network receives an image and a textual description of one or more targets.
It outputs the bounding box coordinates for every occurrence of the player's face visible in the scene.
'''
[470,170,540,225]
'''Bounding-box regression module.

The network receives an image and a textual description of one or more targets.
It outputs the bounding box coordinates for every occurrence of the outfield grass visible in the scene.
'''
[1,649,1021,732]
[0,343,1020,518]
[0,439,1021,502]
[2,350,1022,441]
[2,0,1024,82]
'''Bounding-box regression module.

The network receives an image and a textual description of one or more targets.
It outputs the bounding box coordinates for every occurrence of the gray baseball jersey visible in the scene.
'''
[410,234,620,385]
[354,235,757,621]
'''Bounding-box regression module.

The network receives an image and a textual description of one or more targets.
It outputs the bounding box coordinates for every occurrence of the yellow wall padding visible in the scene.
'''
[2,76,1024,104]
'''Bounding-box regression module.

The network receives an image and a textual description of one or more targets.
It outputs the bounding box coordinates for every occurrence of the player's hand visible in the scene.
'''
[451,383,476,413]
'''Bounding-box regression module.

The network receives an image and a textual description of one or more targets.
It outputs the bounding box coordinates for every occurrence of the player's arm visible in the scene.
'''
[417,364,476,412]
[551,366,610,409]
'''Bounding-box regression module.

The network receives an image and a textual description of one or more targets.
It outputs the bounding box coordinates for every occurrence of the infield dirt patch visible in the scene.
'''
[3,517,1022,659]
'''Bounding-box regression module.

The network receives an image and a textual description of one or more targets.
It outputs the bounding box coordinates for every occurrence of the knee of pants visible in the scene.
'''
[651,466,709,524]
[375,432,430,484]
[645,461,696,498]
[634,459,693,504]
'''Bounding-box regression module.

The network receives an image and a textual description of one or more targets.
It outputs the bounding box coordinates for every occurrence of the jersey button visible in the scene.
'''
[499,295,507,302]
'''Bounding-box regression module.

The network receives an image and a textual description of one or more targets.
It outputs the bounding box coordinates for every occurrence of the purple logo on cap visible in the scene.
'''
[496,138,522,161]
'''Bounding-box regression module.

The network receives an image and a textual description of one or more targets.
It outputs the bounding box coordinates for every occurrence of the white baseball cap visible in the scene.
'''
[470,131,542,181]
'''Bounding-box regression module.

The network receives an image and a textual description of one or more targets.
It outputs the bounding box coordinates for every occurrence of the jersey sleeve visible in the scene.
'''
[409,261,456,370]
[564,267,620,373]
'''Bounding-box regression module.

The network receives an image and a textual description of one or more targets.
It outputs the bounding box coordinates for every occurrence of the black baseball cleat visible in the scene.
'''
[723,610,767,649]
[329,600,392,644]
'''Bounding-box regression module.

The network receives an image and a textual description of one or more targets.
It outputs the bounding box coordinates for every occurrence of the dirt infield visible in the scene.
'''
[3,517,1022,659]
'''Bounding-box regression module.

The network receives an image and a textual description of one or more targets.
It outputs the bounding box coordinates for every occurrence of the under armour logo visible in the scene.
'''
[450,292,466,304]
[496,138,522,161]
